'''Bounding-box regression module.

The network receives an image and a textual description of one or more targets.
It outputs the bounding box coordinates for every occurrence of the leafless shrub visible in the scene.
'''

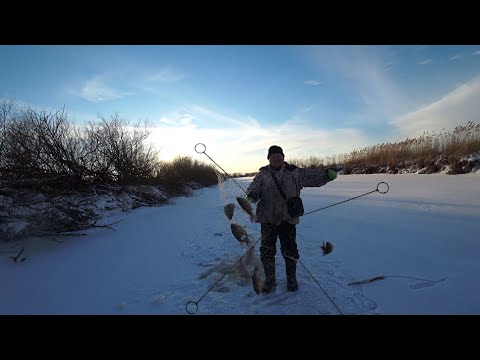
[88,114,160,185]
[0,100,219,239]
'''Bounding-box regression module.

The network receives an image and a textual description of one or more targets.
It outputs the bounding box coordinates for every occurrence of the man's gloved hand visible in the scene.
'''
[246,191,259,203]
[326,168,337,181]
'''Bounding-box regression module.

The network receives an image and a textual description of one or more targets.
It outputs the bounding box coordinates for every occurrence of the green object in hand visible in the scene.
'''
[327,168,337,181]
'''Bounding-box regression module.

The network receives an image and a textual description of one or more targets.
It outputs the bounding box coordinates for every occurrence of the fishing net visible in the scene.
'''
[215,172,260,270]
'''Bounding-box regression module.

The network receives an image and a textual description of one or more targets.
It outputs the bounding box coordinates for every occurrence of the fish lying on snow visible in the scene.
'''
[321,241,333,256]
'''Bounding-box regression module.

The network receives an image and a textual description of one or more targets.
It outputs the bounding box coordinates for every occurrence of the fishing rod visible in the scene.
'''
[195,143,248,195]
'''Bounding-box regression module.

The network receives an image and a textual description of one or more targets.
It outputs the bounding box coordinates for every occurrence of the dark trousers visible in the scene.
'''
[260,222,299,290]
[260,222,299,265]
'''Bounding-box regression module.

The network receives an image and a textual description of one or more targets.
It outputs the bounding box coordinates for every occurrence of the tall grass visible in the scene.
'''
[287,122,480,173]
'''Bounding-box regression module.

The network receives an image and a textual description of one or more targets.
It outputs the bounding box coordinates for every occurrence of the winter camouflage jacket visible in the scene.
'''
[246,162,333,225]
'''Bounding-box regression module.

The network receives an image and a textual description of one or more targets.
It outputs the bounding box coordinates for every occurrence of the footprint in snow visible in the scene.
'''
[151,294,167,305]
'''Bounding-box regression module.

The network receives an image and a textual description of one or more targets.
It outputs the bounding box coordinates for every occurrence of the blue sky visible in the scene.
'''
[1,45,480,173]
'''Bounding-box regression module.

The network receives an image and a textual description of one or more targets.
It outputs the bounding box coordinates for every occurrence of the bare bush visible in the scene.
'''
[88,115,160,185]
[155,156,217,196]
[0,100,220,239]
[0,104,89,192]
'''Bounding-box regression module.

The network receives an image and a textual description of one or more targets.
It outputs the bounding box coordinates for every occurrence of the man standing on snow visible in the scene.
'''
[246,145,337,293]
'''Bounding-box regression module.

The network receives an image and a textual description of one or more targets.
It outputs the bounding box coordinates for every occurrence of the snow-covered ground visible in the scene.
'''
[1,174,479,315]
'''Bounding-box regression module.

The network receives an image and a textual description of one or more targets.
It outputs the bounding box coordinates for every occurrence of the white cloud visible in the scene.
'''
[419,59,432,65]
[449,53,462,61]
[188,105,261,129]
[384,60,398,71]
[390,76,480,139]
[158,110,195,127]
[416,46,429,51]
[78,76,132,103]
[148,105,373,173]
[147,68,185,83]
[304,80,323,86]
[302,46,409,120]
[300,106,313,113]
[474,50,480,55]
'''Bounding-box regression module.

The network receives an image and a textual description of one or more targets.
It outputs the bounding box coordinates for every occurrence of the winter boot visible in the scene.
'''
[286,259,298,292]
[261,260,276,294]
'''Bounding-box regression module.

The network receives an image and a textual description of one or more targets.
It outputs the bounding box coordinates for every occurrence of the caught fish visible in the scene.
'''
[230,223,251,244]
[236,197,255,223]
[252,266,264,295]
[243,243,256,267]
[224,203,235,220]
[235,262,250,280]
[321,241,333,256]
